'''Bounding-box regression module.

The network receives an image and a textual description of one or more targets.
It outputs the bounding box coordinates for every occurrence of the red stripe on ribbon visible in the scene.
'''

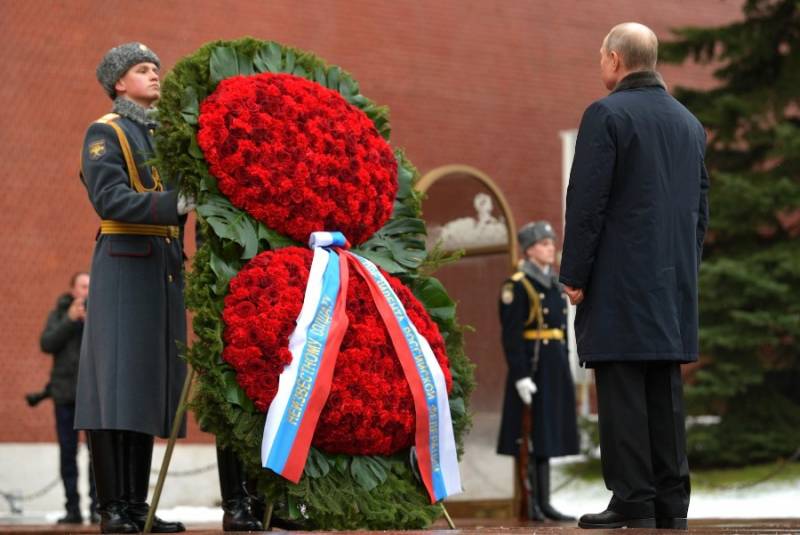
[344,252,437,503]
[281,252,350,482]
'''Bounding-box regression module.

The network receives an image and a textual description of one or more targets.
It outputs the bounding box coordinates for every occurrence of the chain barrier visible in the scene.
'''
[4,448,798,510]
[0,461,217,513]
[150,461,218,477]
[0,477,61,513]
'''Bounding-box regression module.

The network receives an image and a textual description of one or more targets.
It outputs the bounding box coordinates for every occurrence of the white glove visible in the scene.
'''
[515,377,538,405]
[177,193,196,215]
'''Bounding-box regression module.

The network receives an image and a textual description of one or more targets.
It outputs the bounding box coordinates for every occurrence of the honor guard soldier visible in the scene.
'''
[74,42,195,533]
[497,221,580,522]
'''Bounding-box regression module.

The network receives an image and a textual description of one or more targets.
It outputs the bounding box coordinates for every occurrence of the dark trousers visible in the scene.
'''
[54,403,97,511]
[594,361,690,519]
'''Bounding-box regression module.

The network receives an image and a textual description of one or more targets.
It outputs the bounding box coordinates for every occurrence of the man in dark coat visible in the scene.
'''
[498,221,580,522]
[559,23,709,530]
[39,272,98,524]
[75,42,195,534]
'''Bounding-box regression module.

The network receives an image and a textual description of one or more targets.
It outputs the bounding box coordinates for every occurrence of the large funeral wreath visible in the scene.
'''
[154,37,474,529]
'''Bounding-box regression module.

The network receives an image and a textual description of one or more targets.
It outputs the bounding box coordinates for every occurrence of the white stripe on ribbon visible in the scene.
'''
[261,246,331,468]
[409,319,462,497]
[354,254,462,500]
[260,232,461,501]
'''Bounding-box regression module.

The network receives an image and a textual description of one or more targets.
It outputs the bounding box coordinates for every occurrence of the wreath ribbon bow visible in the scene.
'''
[261,231,462,502]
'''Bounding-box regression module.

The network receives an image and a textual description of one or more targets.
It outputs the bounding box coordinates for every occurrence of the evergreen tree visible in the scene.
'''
[660,0,800,467]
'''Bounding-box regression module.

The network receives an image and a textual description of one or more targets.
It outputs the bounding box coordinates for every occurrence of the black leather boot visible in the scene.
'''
[87,430,138,533]
[218,444,263,532]
[520,461,546,521]
[124,431,186,533]
[536,458,576,522]
[56,506,83,524]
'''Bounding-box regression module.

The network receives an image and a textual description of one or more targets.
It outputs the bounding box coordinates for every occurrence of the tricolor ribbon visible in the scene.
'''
[261,231,462,502]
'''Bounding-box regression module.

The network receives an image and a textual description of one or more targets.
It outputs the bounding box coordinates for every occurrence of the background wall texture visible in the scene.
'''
[0,0,741,443]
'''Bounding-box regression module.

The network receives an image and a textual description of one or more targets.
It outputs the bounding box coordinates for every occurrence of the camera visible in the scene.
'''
[25,383,52,407]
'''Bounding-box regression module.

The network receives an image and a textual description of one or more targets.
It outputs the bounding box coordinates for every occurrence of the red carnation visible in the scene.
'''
[222,247,452,456]
[198,73,398,246]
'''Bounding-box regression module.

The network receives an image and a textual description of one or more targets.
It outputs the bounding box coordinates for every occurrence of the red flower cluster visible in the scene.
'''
[197,73,398,246]
[222,247,452,456]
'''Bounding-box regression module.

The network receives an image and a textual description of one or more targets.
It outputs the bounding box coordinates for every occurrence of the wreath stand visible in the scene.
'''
[142,366,457,532]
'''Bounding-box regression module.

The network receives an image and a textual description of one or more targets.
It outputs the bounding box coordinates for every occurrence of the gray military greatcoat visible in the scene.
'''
[75,101,187,438]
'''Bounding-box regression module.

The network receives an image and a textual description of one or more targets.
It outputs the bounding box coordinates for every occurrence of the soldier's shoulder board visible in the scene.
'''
[511,271,525,281]
[95,113,120,125]
[501,282,515,304]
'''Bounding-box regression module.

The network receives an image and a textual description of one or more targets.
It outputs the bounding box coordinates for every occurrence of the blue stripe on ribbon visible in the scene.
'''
[266,249,341,474]
[308,231,348,249]
[354,255,449,500]
[327,232,347,247]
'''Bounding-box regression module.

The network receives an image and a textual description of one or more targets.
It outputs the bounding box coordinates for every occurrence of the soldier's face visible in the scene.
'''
[526,239,556,267]
[115,62,160,107]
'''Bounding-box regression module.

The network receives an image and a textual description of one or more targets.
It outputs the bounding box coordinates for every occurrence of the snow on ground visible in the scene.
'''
[550,477,800,519]
[3,479,797,525]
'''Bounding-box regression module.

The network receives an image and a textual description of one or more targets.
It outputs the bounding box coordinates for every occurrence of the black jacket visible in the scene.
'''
[40,293,83,404]
[560,71,709,365]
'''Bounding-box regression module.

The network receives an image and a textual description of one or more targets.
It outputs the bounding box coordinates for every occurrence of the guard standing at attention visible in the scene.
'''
[497,221,580,522]
[74,42,195,534]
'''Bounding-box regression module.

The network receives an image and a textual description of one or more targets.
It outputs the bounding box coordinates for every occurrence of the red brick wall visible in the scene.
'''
[0,0,742,442]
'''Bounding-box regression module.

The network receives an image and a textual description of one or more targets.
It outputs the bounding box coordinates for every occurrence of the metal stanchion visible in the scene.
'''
[144,366,196,533]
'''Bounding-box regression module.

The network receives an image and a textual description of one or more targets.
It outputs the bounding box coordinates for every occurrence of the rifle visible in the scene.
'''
[518,404,538,520]
[516,276,545,521]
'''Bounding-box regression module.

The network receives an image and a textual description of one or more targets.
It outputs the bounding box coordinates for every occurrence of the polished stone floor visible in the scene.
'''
[0,518,799,534]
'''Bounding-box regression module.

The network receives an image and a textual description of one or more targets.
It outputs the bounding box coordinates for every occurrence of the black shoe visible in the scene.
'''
[127,502,186,533]
[222,499,263,532]
[90,510,102,524]
[56,509,83,524]
[578,509,656,529]
[657,517,688,530]
[98,501,139,534]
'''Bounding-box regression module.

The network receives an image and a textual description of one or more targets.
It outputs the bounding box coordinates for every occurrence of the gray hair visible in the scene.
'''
[603,22,658,71]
